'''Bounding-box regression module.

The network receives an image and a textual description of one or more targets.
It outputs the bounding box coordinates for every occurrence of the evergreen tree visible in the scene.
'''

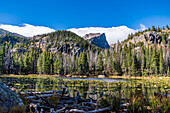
[105,49,109,71]
[131,54,138,76]
[78,52,89,75]
[23,51,30,74]
[145,44,150,74]
[49,52,53,74]
[0,48,3,74]
[109,55,113,74]
[122,44,128,74]
[42,51,46,74]
[127,45,132,74]
[54,52,64,75]
[150,46,159,74]
[159,47,164,74]
[37,54,42,74]
[97,53,104,73]
[152,26,156,31]
[19,54,24,74]
[54,55,59,74]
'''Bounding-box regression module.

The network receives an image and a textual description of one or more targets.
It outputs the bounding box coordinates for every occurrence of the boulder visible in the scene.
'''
[0,81,24,113]
[98,75,105,78]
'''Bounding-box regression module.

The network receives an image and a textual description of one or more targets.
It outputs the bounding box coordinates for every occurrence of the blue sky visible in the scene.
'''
[0,0,170,29]
[0,0,170,44]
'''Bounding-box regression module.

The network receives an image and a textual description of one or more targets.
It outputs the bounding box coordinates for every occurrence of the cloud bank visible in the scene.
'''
[0,23,147,44]
[69,24,147,44]
[0,24,55,37]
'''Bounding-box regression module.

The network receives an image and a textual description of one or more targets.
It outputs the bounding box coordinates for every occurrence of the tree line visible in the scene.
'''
[0,38,170,77]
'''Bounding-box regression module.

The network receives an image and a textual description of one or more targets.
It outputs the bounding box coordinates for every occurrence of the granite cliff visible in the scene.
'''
[83,33,110,49]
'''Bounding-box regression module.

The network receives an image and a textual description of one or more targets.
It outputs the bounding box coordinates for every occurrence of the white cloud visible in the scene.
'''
[0,23,147,44]
[69,24,147,44]
[0,23,55,37]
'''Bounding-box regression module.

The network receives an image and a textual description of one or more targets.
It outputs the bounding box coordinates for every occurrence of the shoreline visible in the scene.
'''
[0,74,169,80]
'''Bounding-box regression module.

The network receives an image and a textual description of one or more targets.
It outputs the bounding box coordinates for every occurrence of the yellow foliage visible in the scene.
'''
[5,41,7,43]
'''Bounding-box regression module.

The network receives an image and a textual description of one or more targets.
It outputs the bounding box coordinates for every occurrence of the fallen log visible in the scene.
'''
[154,92,170,97]
[20,90,63,95]
[84,102,97,107]
[87,106,112,113]
[69,109,85,113]
[25,93,59,99]
[56,106,68,113]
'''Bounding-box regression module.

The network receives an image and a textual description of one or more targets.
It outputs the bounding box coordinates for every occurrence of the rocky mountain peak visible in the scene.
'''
[83,33,110,49]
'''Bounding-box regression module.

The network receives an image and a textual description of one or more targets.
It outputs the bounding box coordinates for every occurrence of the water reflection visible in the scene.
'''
[0,77,169,100]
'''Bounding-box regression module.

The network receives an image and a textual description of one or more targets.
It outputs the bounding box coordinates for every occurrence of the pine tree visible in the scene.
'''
[23,51,30,74]
[105,49,109,71]
[122,44,128,74]
[131,54,138,76]
[54,52,64,75]
[37,54,42,74]
[0,43,5,73]
[97,53,104,73]
[19,54,24,74]
[159,47,164,74]
[150,46,158,74]
[152,26,156,31]
[54,55,59,74]
[109,55,113,74]
[145,44,150,74]
[0,48,3,74]
[127,45,132,74]
[42,51,46,74]
[49,52,53,74]
[141,46,145,76]
[78,52,89,75]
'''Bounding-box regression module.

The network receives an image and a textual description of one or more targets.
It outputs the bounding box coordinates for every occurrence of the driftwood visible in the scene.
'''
[84,102,97,107]
[20,90,64,95]
[56,105,68,112]
[69,109,85,113]
[25,93,59,99]
[154,92,170,97]
[87,106,112,113]
[22,88,114,113]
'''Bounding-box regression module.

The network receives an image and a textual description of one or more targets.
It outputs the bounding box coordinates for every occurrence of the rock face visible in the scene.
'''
[0,81,23,112]
[83,33,110,49]
[129,31,162,45]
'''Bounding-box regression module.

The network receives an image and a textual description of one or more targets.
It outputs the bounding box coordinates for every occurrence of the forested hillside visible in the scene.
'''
[0,25,170,76]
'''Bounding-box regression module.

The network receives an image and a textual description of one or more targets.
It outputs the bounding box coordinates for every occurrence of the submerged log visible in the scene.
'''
[20,90,63,95]
[84,102,97,107]
[88,106,112,113]
[56,105,68,113]
[154,92,170,97]
[25,93,59,99]
[69,109,85,113]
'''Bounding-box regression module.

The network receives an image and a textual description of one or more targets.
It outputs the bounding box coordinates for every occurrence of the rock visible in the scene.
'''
[83,33,110,49]
[98,75,105,78]
[130,34,146,44]
[129,32,162,45]
[0,81,24,113]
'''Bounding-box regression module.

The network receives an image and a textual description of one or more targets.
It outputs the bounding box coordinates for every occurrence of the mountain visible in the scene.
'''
[83,33,110,49]
[0,29,25,38]
[31,30,101,54]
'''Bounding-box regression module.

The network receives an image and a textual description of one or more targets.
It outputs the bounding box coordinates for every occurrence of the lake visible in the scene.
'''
[0,76,169,112]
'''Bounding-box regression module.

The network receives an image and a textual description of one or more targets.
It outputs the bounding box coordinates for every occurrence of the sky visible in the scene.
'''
[0,0,170,44]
